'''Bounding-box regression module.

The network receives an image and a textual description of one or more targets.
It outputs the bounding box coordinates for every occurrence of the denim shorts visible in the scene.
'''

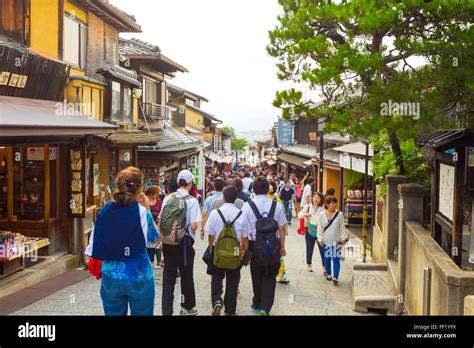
[100,274,155,316]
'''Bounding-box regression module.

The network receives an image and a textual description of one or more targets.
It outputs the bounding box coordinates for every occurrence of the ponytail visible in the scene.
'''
[113,167,144,206]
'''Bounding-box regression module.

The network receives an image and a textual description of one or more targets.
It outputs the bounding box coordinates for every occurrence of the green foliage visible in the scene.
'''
[232,138,249,151]
[268,0,473,173]
[222,126,235,138]
[372,131,431,197]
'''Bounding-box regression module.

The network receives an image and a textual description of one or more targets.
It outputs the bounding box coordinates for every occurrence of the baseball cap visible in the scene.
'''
[177,169,194,184]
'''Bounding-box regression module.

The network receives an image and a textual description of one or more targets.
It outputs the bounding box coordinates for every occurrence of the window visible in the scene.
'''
[185,98,195,107]
[123,87,132,123]
[110,81,134,124]
[111,81,121,122]
[63,13,88,69]
[0,0,30,45]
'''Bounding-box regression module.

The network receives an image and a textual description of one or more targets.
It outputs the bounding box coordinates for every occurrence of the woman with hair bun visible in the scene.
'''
[85,166,161,316]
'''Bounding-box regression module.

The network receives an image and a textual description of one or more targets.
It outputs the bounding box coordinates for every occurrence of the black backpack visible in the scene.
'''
[248,200,281,269]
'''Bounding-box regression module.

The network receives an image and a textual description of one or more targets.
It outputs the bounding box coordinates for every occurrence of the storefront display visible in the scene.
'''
[0,230,50,279]
[344,188,373,226]
[0,148,7,220]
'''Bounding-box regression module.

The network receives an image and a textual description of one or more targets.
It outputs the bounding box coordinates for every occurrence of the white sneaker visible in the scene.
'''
[180,307,198,316]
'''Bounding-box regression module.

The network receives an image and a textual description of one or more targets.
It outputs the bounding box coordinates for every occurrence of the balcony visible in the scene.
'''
[141,102,171,121]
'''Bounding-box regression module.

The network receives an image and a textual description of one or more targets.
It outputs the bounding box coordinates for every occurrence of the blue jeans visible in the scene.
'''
[323,245,341,279]
[100,274,155,316]
[283,201,292,223]
[305,232,325,267]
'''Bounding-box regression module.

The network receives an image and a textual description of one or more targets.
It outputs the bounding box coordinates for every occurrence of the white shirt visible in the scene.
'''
[301,184,312,208]
[317,210,347,246]
[242,177,253,191]
[159,188,202,240]
[241,195,287,241]
[204,203,250,245]
[85,204,148,257]
[298,204,325,228]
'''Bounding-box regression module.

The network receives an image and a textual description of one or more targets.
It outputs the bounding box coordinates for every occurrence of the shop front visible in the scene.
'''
[332,142,374,226]
[0,96,116,279]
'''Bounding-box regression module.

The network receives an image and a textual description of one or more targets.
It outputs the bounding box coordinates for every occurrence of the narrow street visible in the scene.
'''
[11,223,373,316]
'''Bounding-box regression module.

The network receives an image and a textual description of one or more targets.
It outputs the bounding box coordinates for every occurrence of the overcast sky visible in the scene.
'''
[110,0,294,132]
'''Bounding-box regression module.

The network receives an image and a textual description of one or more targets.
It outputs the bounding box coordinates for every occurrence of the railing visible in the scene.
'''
[142,102,170,120]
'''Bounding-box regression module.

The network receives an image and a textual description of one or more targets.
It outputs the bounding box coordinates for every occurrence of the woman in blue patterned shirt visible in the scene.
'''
[85,166,160,316]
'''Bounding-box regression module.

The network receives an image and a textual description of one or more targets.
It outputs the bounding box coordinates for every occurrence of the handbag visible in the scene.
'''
[202,246,211,265]
[297,205,310,235]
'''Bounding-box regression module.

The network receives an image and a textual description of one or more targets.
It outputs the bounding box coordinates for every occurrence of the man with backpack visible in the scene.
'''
[241,176,287,316]
[204,186,250,316]
[159,170,202,316]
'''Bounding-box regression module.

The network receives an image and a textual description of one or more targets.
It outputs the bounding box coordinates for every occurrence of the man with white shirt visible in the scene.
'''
[242,171,253,192]
[241,176,287,316]
[160,170,202,316]
[204,186,250,316]
[301,177,315,208]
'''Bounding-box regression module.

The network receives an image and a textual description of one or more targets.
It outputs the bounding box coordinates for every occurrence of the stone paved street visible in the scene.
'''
[12,222,375,316]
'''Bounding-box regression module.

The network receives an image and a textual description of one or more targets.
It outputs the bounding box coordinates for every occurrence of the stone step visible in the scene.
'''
[352,264,398,314]
[0,253,80,299]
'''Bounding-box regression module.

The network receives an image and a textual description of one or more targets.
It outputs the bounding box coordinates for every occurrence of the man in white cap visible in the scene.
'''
[160,169,202,316]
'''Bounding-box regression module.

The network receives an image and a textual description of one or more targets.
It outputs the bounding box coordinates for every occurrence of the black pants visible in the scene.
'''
[305,232,325,267]
[249,241,280,313]
[161,236,196,316]
[146,247,162,264]
[210,266,241,315]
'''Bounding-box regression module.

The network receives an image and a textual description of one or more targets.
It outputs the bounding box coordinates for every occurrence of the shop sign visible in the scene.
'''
[438,163,454,221]
[27,147,44,161]
[68,145,86,218]
[278,118,293,146]
[0,72,28,88]
[49,147,57,160]
[213,134,218,153]
[93,163,100,196]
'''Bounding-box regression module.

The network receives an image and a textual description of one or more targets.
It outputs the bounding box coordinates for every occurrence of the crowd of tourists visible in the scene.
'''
[85,166,350,316]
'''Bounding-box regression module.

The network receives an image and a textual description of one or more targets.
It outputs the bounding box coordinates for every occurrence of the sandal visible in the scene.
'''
[333,278,339,286]
[306,265,313,272]
[326,275,333,281]
[277,279,290,284]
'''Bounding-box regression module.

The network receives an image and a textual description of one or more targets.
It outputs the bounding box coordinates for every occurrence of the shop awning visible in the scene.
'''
[332,142,374,158]
[276,152,308,168]
[97,130,161,146]
[267,160,277,166]
[205,151,220,162]
[0,96,117,137]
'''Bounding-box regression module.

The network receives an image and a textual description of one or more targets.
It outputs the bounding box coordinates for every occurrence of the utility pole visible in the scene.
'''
[362,141,369,262]
[318,130,324,193]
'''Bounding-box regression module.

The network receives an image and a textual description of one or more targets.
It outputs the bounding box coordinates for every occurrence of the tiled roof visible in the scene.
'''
[280,144,317,159]
[97,130,161,145]
[96,62,141,87]
[78,0,141,33]
[119,37,161,56]
[119,38,188,74]
[167,83,209,102]
[138,121,200,152]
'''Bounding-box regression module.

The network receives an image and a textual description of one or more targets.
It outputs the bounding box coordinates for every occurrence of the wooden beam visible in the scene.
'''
[7,147,13,222]
[452,145,465,267]
[44,145,50,222]
[58,0,64,60]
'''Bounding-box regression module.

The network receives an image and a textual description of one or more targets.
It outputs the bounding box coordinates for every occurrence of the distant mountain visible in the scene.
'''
[236,129,272,143]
